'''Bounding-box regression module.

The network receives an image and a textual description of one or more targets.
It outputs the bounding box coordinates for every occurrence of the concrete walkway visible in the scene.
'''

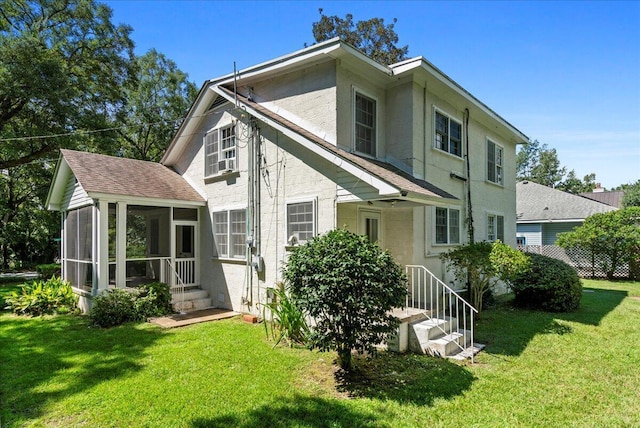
[150,308,239,328]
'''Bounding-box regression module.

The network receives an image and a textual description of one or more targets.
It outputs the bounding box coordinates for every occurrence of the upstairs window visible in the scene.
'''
[434,110,462,157]
[435,207,460,245]
[487,140,504,185]
[354,92,376,157]
[205,124,236,177]
[487,214,505,242]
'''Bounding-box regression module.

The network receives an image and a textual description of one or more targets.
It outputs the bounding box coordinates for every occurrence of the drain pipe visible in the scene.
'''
[464,108,475,243]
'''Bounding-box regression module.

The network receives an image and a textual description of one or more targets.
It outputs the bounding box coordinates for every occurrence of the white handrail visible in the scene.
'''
[164,258,186,314]
[405,265,478,363]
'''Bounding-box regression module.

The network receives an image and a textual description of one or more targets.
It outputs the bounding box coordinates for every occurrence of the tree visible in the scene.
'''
[440,241,530,314]
[556,207,640,280]
[115,49,198,161]
[0,0,135,169]
[311,9,409,65]
[621,180,640,208]
[282,229,407,370]
[517,140,596,193]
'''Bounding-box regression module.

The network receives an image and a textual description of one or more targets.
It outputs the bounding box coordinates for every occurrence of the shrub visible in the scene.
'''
[5,276,77,316]
[134,282,173,319]
[283,229,406,370]
[510,253,582,312]
[262,282,309,347]
[36,263,61,280]
[90,288,137,328]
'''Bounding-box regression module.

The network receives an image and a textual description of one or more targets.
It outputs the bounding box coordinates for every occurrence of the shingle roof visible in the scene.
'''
[579,190,624,208]
[60,149,205,203]
[516,180,616,222]
[218,87,457,201]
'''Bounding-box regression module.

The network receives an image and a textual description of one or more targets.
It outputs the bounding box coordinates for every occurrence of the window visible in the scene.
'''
[487,214,505,242]
[434,110,462,157]
[354,92,376,156]
[204,124,236,177]
[487,140,504,185]
[516,236,526,246]
[287,201,315,243]
[435,207,460,244]
[213,209,246,259]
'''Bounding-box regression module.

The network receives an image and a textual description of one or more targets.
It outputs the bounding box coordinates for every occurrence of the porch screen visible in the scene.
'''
[64,205,93,291]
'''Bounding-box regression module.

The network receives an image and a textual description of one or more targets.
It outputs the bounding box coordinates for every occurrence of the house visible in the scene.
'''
[516,180,617,246]
[580,183,624,208]
[47,38,528,320]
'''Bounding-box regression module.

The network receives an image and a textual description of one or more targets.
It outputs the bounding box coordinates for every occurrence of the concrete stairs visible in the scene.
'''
[388,309,484,360]
[172,287,212,313]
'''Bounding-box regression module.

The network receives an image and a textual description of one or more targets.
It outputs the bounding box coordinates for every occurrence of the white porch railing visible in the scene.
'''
[405,265,478,362]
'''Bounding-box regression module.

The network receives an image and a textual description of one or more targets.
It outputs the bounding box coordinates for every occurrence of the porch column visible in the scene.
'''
[116,202,127,287]
[96,200,109,292]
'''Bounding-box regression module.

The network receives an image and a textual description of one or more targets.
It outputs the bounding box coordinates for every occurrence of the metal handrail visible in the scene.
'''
[405,265,478,362]
[164,258,186,314]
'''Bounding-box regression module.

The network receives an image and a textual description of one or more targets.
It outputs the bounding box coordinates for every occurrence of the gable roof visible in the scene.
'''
[215,86,457,204]
[579,190,624,208]
[47,150,205,210]
[516,180,616,223]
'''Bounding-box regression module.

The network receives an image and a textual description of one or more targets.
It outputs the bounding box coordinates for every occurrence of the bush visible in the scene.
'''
[4,276,77,316]
[90,288,136,328]
[134,282,173,319]
[263,282,309,347]
[90,282,173,328]
[283,229,406,370]
[510,253,582,312]
[36,263,61,280]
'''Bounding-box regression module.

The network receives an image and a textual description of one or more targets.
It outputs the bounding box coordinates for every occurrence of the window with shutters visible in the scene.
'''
[487,139,504,185]
[435,207,460,245]
[487,214,505,242]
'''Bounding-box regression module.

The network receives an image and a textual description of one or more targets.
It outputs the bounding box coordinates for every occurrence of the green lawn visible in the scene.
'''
[1,279,639,427]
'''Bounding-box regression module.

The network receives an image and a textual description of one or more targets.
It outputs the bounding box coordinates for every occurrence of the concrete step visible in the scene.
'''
[171,288,209,303]
[426,330,473,357]
[173,297,212,313]
[408,317,456,354]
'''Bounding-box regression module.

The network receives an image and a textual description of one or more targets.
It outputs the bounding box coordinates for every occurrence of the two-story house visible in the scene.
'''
[47,38,528,315]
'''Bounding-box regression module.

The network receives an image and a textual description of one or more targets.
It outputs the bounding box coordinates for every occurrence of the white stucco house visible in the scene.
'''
[47,39,529,324]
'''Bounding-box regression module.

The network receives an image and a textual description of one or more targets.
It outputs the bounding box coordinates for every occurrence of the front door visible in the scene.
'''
[358,209,382,246]
[174,223,197,286]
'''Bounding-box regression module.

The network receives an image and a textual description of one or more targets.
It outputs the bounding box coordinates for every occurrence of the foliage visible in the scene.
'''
[89,288,136,328]
[4,276,77,315]
[133,282,173,319]
[311,9,409,65]
[509,253,582,312]
[516,140,596,193]
[0,0,135,170]
[621,179,640,208]
[282,229,406,370]
[557,207,640,280]
[115,49,198,161]
[441,241,530,314]
[262,282,309,347]
[90,282,173,327]
[36,263,61,279]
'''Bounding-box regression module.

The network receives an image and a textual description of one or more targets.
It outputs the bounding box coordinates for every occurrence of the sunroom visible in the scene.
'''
[46,149,206,312]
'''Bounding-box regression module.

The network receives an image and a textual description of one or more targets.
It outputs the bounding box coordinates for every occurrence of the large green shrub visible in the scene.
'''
[4,276,77,316]
[90,283,173,328]
[282,229,406,370]
[510,253,582,312]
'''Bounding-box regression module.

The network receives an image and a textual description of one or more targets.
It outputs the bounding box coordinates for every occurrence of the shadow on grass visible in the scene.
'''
[476,287,628,357]
[0,314,163,425]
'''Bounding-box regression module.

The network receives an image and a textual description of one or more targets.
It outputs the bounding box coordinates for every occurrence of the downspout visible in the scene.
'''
[465,108,475,243]
[245,118,253,307]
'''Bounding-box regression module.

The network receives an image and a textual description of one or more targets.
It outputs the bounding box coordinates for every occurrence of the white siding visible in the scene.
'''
[62,173,92,210]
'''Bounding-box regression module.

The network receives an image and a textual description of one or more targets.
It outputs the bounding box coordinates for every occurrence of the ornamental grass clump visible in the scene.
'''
[262,282,309,347]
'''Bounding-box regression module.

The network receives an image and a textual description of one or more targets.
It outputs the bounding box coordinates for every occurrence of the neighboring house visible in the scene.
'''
[580,183,624,208]
[516,180,617,246]
[47,38,528,315]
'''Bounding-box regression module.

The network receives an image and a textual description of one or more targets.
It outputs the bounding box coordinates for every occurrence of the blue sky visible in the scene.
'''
[105,0,640,189]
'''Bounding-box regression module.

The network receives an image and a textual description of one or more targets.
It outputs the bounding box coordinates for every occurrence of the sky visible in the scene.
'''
[104,0,640,189]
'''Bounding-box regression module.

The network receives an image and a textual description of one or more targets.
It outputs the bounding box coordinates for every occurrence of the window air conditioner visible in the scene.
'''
[217,159,233,173]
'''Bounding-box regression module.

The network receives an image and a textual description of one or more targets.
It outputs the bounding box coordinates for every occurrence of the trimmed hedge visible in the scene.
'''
[510,253,582,312]
[36,263,62,279]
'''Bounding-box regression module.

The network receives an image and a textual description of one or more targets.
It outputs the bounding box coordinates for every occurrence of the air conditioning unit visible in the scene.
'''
[217,159,233,173]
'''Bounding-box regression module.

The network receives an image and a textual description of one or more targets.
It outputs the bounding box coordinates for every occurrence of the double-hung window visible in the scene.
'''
[434,110,462,157]
[354,92,376,157]
[213,209,246,259]
[286,200,315,243]
[435,207,460,244]
[487,214,505,242]
[204,124,236,177]
[487,140,504,185]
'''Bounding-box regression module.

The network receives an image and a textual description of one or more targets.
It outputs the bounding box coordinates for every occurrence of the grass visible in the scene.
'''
[1,279,639,427]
